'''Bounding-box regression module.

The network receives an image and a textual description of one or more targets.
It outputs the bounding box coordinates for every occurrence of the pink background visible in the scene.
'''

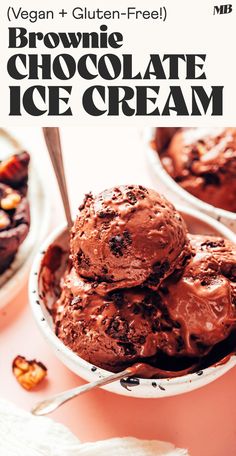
[0,127,236,456]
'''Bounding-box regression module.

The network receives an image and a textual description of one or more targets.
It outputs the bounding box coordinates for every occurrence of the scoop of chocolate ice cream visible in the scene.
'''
[161,234,236,357]
[54,267,186,372]
[53,184,236,378]
[54,234,236,374]
[70,185,191,293]
[159,128,236,212]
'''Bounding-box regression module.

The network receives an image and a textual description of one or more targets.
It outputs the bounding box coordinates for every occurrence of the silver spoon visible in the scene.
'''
[31,368,133,416]
[35,130,138,416]
[43,127,73,229]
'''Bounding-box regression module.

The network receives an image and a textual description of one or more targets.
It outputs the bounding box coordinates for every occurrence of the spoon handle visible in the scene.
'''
[31,368,131,416]
[43,127,73,229]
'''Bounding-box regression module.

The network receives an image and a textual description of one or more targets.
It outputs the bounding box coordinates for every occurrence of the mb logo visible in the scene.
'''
[213,4,233,14]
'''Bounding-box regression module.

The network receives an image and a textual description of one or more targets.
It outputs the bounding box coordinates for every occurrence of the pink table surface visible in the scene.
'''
[1,126,236,456]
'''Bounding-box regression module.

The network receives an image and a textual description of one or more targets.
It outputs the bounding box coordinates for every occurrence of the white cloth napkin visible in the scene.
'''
[0,399,189,456]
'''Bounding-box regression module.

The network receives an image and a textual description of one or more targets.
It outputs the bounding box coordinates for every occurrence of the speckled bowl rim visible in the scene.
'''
[29,206,236,394]
[144,128,236,222]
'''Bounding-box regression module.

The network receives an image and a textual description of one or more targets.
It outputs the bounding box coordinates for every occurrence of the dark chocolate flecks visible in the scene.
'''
[203,172,221,187]
[158,384,166,391]
[91,366,97,372]
[77,249,91,270]
[109,230,132,257]
[120,377,140,391]
[108,290,124,307]
[201,239,225,249]
[79,192,93,211]
[197,370,203,376]
[106,317,129,340]
[144,260,170,287]
[126,191,138,205]
[97,209,117,219]
[118,342,136,356]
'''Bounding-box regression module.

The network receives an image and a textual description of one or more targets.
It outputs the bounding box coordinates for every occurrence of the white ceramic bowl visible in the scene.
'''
[29,206,236,398]
[145,129,236,233]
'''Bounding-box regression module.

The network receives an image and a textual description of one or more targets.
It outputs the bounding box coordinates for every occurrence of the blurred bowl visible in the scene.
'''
[145,128,236,234]
[0,129,50,308]
[29,206,236,398]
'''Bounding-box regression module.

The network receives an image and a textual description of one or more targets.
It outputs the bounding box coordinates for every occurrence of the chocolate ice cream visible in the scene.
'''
[70,185,191,293]
[54,234,236,374]
[161,235,236,357]
[158,127,236,212]
[52,185,236,377]
[54,268,185,372]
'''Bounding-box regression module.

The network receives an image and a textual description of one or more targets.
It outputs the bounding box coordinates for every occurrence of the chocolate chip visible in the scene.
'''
[201,239,225,249]
[144,273,160,287]
[196,341,208,353]
[120,377,140,390]
[138,185,148,192]
[160,322,173,332]
[106,317,129,339]
[222,265,236,282]
[133,304,141,315]
[145,261,170,287]
[154,261,170,274]
[160,286,169,295]
[97,209,117,219]
[229,266,236,278]
[186,147,200,171]
[203,173,220,186]
[126,187,147,205]
[79,192,93,211]
[158,384,166,391]
[126,191,137,205]
[152,319,161,333]
[176,336,184,351]
[110,291,124,307]
[77,249,90,269]
[120,343,136,356]
[197,370,203,376]
[141,296,157,317]
[138,336,146,344]
[123,230,132,243]
[109,230,132,257]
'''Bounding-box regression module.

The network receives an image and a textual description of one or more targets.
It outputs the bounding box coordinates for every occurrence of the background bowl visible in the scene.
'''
[145,128,236,234]
[29,206,236,398]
